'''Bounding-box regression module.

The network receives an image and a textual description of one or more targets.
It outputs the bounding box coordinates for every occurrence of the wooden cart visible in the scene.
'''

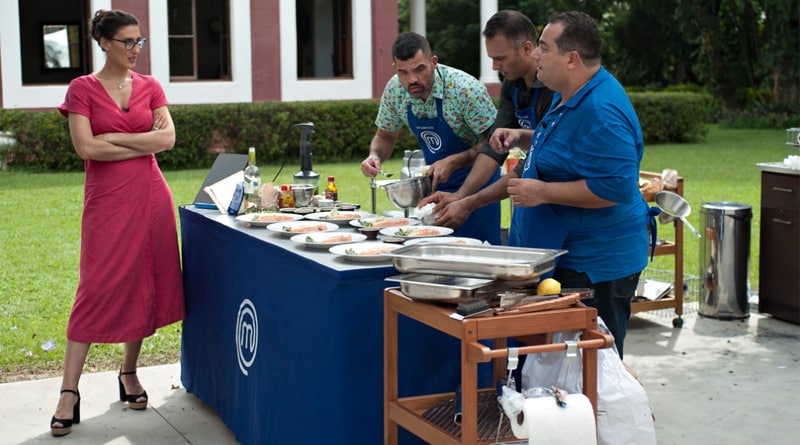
[384,289,614,445]
[634,170,686,327]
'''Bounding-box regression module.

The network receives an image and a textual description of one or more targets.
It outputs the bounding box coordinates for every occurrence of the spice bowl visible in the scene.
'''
[358,227,381,240]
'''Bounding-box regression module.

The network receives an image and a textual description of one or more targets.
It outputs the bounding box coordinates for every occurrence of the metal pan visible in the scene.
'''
[383,244,568,281]
[654,191,702,238]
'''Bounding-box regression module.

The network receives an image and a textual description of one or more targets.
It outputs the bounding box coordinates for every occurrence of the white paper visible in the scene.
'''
[203,170,244,214]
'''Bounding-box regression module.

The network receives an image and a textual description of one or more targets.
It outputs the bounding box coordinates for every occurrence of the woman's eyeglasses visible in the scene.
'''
[110,37,147,50]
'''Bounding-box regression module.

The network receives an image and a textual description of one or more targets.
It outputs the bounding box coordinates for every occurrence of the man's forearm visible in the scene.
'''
[461,172,514,212]
[454,153,501,198]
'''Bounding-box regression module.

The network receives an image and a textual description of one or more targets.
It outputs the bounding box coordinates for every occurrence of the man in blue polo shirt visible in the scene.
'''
[493,11,651,358]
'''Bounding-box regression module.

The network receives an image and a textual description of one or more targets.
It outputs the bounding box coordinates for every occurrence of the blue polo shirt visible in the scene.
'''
[531,67,648,282]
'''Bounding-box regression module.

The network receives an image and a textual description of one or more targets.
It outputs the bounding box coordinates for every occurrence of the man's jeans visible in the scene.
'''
[553,268,641,359]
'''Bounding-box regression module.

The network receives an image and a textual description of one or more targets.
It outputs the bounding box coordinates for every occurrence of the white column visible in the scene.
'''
[410,0,426,36]
[479,0,499,84]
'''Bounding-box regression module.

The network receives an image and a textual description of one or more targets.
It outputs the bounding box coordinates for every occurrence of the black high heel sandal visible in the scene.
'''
[118,369,148,410]
[50,389,80,436]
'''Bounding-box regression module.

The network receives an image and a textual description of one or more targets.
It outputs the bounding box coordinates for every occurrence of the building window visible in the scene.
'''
[296,0,352,79]
[167,0,230,80]
[18,0,90,85]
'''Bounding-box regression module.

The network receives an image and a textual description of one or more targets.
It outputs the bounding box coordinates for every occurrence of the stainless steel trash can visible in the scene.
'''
[699,202,752,319]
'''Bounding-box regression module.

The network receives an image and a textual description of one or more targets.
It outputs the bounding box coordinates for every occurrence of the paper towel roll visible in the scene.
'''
[508,393,597,445]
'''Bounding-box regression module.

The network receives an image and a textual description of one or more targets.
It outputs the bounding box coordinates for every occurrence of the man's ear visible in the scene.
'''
[521,40,535,56]
[567,50,581,68]
[431,54,438,67]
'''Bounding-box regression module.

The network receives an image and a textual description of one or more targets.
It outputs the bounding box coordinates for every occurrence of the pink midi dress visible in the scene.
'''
[58,72,185,343]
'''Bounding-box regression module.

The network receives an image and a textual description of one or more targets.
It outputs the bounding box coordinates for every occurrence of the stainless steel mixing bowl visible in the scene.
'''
[382,175,432,209]
[291,184,315,207]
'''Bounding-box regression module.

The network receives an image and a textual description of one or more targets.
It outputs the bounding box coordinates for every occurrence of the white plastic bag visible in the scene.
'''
[520,321,657,445]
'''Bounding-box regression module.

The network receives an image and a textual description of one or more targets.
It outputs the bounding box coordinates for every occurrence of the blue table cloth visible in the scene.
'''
[179,207,479,444]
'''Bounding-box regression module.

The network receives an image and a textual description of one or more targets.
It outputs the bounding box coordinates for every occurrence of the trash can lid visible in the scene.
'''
[700,201,752,216]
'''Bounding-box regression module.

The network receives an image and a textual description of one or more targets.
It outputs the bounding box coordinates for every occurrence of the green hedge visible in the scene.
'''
[0,93,710,172]
[629,92,712,143]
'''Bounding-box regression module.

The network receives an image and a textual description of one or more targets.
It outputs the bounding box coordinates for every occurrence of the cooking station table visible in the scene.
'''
[178,206,472,444]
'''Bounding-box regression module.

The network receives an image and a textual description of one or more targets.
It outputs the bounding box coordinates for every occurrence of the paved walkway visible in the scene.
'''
[1,303,798,444]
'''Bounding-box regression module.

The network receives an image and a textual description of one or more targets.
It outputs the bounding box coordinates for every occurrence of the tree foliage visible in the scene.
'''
[398,0,800,115]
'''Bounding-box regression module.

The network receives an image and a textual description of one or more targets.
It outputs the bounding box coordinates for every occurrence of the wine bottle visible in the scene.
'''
[243,147,261,212]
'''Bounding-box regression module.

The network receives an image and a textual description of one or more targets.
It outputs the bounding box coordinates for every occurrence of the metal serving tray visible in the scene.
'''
[383,244,568,281]
[385,274,495,301]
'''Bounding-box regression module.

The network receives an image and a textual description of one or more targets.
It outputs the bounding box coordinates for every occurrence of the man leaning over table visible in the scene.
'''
[493,11,654,358]
[360,32,501,244]
[419,10,555,230]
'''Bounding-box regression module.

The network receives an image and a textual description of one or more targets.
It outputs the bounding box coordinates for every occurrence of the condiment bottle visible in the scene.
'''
[279,184,295,208]
[324,176,338,201]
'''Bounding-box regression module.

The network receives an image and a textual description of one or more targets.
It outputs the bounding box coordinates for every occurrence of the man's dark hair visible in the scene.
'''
[548,11,601,63]
[392,32,431,61]
[482,10,538,48]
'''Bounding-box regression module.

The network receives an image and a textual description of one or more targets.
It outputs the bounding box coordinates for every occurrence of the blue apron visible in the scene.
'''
[508,106,659,262]
[507,108,568,252]
[407,97,501,244]
[512,86,540,130]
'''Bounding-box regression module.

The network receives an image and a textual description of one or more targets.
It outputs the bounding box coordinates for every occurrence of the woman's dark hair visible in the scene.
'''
[391,32,431,61]
[482,10,538,48]
[548,11,601,63]
[90,9,139,48]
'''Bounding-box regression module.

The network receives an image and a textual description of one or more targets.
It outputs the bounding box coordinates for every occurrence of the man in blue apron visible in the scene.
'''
[361,32,500,244]
[419,10,554,231]
[493,12,654,359]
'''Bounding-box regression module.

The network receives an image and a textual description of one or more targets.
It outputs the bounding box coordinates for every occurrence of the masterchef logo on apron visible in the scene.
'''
[419,130,443,153]
[236,298,258,376]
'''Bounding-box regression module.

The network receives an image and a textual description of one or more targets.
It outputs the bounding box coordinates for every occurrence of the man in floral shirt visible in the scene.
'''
[360,32,500,244]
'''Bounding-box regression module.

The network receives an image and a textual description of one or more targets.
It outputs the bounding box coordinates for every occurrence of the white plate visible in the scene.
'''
[378,225,454,239]
[290,232,367,248]
[349,216,420,229]
[403,236,483,246]
[304,210,373,226]
[328,242,402,262]
[236,212,303,227]
[266,221,339,237]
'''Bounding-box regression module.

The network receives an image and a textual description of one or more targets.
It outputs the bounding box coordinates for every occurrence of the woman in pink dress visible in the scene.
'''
[50,9,185,437]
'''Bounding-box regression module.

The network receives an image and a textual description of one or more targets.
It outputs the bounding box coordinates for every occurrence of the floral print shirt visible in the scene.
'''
[375,64,496,146]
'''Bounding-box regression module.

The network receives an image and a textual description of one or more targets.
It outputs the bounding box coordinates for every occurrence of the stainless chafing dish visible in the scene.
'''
[382,244,567,281]
[385,274,495,301]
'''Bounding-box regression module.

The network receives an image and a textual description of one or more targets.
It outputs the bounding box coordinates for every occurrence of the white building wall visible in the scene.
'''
[1,0,373,108]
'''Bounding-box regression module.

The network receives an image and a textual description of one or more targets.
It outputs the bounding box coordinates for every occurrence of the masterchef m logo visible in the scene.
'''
[235,298,258,376]
[420,130,442,153]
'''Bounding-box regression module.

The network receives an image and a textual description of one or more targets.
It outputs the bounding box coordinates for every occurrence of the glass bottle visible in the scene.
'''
[324,176,338,201]
[243,147,261,212]
[279,184,295,208]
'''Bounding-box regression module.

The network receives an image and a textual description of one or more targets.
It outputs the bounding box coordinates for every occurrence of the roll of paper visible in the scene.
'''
[508,393,597,445]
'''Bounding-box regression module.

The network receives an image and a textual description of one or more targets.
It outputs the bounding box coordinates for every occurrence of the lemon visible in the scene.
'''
[536,278,561,295]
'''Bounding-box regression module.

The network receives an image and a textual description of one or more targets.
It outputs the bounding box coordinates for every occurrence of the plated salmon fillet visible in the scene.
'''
[347,245,398,255]
[256,214,295,222]
[409,228,441,236]
[285,223,330,233]
[314,234,352,243]
[325,213,362,220]
[372,218,410,228]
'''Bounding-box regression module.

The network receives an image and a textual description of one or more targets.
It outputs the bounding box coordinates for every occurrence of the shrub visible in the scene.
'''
[1,94,712,171]
[629,92,712,143]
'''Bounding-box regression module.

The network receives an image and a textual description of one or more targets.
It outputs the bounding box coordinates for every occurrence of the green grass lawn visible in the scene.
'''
[0,125,789,382]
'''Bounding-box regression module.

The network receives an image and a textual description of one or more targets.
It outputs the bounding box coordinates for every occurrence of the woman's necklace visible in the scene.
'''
[99,71,130,89]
